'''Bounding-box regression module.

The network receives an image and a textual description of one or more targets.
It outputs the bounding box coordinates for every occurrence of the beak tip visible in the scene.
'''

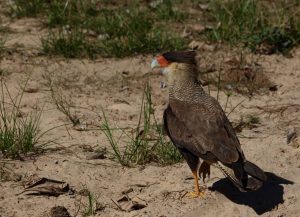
[151,59,159,69]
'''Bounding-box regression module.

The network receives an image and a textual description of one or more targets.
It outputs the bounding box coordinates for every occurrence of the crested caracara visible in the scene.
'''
[151,51,267,198]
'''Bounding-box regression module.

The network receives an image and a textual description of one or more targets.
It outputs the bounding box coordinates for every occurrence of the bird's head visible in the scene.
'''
[151,51,197,84]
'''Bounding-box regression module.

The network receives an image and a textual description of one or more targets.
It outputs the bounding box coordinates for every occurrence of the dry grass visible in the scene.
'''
[0,79,50,159]
[200,49,273,96]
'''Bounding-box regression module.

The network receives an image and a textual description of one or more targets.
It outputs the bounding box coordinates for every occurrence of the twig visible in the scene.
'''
[227,99,246,117]
[111,199,122,210]
[129,182,160,188]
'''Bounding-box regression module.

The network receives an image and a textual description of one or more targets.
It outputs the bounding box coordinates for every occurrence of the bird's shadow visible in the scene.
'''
[209,172,293,215]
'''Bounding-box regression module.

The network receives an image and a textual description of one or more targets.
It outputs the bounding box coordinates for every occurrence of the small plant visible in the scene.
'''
[245,114,260,125]
[0,80,48,159]
[49,85,80,126]
[102,82,182,166]
[234,114,260,132]
[83,191,101,216]
[75,189,104,216]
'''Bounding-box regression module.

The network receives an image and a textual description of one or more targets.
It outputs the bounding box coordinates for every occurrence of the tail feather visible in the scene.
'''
[216,160,267,191]
[244,161,267,182]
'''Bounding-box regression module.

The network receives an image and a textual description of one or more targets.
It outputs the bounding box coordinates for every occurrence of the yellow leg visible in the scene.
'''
[186,170,205,198]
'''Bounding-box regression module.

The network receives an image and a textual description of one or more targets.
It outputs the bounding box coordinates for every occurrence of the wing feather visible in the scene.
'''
[164,98,244,164]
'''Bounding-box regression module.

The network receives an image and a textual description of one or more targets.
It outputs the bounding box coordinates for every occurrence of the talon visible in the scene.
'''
[186,190,205,198]
[186,170,205,199]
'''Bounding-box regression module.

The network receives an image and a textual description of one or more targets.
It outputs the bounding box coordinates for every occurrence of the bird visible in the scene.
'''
[151,50,267,198]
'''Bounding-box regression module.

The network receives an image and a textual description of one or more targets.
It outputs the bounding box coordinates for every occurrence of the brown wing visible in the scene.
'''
[164,98,244,164]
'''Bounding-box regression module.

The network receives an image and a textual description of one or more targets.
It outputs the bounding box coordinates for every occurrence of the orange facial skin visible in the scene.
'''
[157,55,170,67]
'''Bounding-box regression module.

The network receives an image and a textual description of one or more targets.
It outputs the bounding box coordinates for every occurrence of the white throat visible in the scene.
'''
[162,67,170,75]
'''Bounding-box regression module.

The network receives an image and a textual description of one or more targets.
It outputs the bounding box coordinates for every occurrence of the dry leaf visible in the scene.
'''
[18,177,70,197]
[113,195,147,211]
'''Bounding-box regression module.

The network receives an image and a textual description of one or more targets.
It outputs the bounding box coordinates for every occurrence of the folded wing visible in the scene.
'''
[164,98,244,164]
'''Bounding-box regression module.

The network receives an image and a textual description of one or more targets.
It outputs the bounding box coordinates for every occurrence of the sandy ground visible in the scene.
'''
[1,10,300,217]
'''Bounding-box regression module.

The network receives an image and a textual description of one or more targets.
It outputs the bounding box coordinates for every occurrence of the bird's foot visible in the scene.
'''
[186,190,205,199]
[199,161,210,183]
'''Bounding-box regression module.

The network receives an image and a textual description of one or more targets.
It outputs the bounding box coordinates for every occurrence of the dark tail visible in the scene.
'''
[217,160,267,192]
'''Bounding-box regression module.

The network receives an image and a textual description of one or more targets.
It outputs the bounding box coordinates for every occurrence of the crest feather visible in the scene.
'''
[162,51,196,65]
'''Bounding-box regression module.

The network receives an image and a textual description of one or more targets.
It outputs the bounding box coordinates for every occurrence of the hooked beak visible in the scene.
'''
[151,59,160,69]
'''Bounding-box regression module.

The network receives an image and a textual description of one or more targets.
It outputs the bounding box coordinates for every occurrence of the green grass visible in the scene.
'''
[0,80,48,159]
[46,0,99,27]
[9,0,45,18]
[102,82,182,167]
[204,0,300,54]
[12,0,300,56]
[151,0,187,21]
[205,0,262,43]
[0,37,5,57]
[83,191,99,217]
[234,114,260,131]
[245,114,260,125]
[94,8,185,57]
[41,6,185,58]
[41,29,96,58]
[10,0,186,58]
